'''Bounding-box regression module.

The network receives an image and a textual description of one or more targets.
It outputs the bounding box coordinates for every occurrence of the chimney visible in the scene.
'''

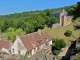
[16,35,19,38]
[62,9,64,14]
[38,29,42,36]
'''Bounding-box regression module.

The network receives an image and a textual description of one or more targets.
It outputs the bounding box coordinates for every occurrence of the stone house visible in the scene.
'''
[50,9,73,26]
[0,39,11,54]
[11,29,52,58]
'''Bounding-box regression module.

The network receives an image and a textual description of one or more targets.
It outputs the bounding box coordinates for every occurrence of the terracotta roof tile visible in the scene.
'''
[20,30,51,51]
[0,40,10,49]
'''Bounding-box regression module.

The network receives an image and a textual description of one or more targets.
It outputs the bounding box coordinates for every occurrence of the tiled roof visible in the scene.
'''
[0,40,10,49]
[52,9,68,16]
[20,30,51,51]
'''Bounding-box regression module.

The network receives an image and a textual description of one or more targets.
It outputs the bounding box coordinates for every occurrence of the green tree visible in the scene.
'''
[44,16,50,24]
[73,2,80,19]
[0,21,5,32]
[53,50,61,56]
[8,31,16,42]
[46,11,50,16]
[7,27,14,32]
[50,16,58,24]
[16,28,26,36]
[30,13,46,30]
[7,28,26,42]
[54,38,66,50]
[24,23,35,34]
[52,38,66,55]
[17,20,26,30]
[64,30,72,37]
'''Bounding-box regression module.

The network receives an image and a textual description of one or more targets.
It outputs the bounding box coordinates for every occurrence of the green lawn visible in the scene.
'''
[43,20,80,45]
[1,34,8,39]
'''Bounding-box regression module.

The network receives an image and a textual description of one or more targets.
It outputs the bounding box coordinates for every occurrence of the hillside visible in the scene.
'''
[43,19,80,45]
[0,2,80,41]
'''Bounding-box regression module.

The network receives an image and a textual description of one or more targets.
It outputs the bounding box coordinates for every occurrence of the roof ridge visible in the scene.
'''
[20,32,37,38]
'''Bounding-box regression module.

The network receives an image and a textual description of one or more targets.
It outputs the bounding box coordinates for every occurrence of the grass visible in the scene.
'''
[0,34,7,39]
[43,20,80,46]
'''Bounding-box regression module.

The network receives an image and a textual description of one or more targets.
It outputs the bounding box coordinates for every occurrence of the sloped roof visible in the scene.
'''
[51,9,68,16]
[0,40,10,49]
[20,30,51,51]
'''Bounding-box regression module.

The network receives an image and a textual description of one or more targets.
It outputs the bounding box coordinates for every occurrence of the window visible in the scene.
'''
[12,48,14,53]
[45,38,48,41]
[18,50,20,54]
[34,48,36,53]
[30,51,32,56]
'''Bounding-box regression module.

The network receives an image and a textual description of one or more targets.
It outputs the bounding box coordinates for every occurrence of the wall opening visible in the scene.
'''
[12,48,14,53]
[18,50,20,54]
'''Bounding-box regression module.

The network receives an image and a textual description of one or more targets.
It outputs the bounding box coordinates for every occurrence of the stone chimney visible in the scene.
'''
[62,9,64,14]
[16,35,19,38]
[38,29,42,36]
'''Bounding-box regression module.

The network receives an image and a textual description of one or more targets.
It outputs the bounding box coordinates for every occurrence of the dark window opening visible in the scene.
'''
[12,49,14,53]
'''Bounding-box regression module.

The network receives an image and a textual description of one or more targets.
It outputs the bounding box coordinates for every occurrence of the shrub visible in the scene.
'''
[53,49,61,56]
[21,52,29,58]
[64,30,72,37]
[73,56,80,60]
[55,38,66,50]
[52,38,66,56]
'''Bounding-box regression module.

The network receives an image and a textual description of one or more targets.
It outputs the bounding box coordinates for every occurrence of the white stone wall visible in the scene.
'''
[36,47,37,52]
[32,49,34,55]
[11,37,27,55]
[49,40,52,46]
[2,48,10,54]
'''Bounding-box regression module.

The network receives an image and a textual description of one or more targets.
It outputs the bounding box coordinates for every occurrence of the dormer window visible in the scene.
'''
[45,38,48,41]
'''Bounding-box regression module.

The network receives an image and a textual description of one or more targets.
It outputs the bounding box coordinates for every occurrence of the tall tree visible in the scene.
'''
[24,22,35,33]
[16,28,26,36]
[50,16,58,24]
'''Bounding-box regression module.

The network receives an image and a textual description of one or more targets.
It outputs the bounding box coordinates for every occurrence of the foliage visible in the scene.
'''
[16,28,26,36]
[50,16,58,24]
[24,22,35,33]
[64,30,72,37]
[8,31,16,42]
[7,27,26,42]
[0,4,70,33]
[52,38,66,55]
[54,38,66,50]
[52,38,57,43]
[7,27,14,32]
[73,56,80,60]
[72,3,80,19]
[53,49,61,56]
[45,16,50,24]
[0,3,79,41]
[21,52,29,58]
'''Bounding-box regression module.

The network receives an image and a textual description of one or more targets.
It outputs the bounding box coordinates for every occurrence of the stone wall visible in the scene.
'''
[60,12,72,26]
[46,23,60,29]
[63,16,72,26]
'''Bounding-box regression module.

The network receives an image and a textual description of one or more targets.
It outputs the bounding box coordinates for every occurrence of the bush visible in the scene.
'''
[73,56,80,60]
[55,38,66,50]
[21,52,29,58]
[52,38,66,56]
[53,49,61,56]
[50,16,58,24]
[64,30,72,37]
